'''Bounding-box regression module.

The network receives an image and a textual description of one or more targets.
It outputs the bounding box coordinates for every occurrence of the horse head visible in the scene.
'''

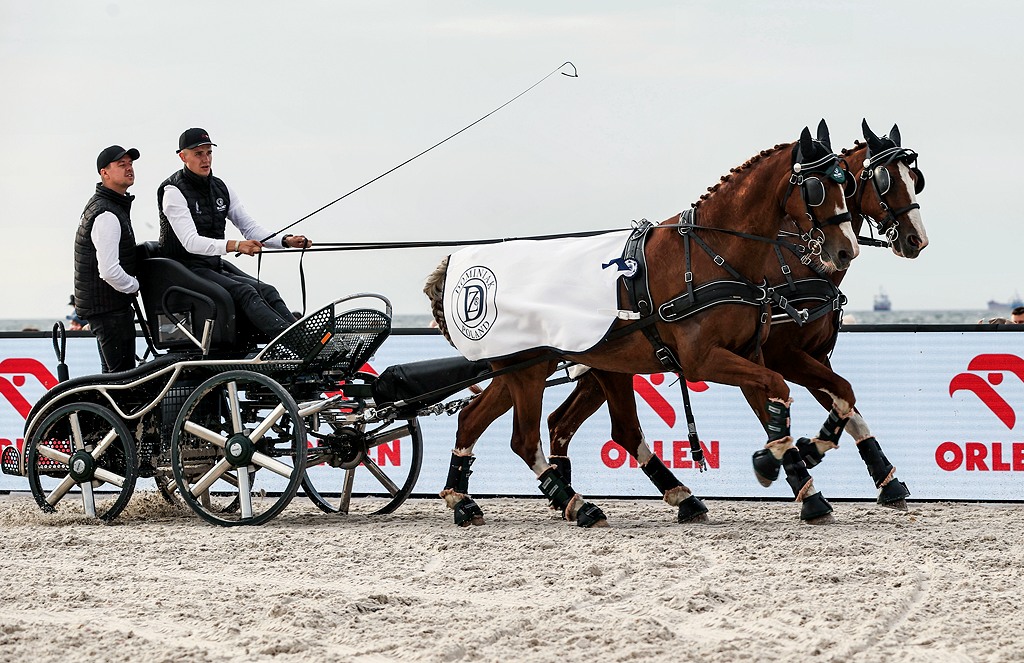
[849,119,929,259]
[783,119,859,271]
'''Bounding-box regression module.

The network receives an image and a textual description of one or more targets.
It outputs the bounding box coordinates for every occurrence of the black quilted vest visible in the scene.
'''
[74,184,138,318]
[157,168,231,269]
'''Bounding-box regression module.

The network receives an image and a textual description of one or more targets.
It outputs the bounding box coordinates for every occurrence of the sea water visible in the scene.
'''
[0,309,1014,332]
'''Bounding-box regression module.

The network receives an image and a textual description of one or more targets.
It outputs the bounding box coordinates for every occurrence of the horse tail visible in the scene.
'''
[423,256,455,347]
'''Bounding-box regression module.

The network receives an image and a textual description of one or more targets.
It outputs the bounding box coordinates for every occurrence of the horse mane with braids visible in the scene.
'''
[693,142,791,210]
[840,140,866,158]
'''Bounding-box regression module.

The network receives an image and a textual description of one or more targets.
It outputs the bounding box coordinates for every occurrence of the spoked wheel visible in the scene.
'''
[25,402,137,521]
[302,416,423,515]
[171,370,307,526]
[154,468,187,509]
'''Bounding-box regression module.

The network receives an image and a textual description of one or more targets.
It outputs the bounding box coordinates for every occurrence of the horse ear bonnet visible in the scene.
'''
[798,126,814,162]
[862,119,884,154]
[816,119,832,152]
[889,124,902,147]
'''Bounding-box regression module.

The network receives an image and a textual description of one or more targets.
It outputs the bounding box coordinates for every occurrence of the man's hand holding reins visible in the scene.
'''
[282,234,312,249]
[233,239,263,256]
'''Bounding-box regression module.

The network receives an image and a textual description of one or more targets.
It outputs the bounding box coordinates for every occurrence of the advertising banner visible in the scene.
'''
[1,329,1022,501]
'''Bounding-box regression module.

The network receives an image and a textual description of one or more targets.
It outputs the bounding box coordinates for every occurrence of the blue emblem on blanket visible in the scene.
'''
[602,257,638,278]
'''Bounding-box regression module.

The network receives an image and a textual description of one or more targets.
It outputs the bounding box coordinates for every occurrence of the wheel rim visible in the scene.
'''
[301,416,423,516]
[170,370,306,526]
[26,402,137,521]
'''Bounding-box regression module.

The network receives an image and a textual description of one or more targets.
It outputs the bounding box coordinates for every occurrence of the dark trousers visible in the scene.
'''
[192,267,295,339]
[88,308,137,373]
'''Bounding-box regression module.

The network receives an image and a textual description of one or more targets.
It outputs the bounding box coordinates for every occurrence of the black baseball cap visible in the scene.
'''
[96,145,140,173]
[177,128,217,153]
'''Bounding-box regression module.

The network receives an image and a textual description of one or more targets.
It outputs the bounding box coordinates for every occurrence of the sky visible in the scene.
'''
[1,0,1021,320]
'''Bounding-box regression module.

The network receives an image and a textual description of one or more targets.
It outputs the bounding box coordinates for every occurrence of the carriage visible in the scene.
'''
[3,119,926,528]
[1,242,488,526]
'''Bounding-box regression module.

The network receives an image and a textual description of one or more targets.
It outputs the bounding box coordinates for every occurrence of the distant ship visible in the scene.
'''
[987,291,1023,311]
[873,288,892,312]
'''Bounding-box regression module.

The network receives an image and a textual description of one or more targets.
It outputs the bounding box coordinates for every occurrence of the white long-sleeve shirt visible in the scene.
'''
[90,212,140,294]
[160,180,286,254]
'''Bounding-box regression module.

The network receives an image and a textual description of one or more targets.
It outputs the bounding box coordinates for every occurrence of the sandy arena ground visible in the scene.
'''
[0,493,1022,663]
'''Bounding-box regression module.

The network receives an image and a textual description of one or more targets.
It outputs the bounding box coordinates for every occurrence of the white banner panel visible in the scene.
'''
[1,329,1022,500]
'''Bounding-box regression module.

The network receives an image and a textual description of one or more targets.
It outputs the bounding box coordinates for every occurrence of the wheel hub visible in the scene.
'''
[67,449,96,482]
[223,433,255,467]
[322,428,365,470]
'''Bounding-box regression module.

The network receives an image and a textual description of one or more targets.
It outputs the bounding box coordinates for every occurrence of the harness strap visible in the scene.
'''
[768,278,847,326]
[619,217,706,470]
[676,210,808,327]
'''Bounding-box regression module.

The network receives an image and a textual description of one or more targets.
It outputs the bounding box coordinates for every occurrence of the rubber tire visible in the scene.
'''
[302,417,423,515]
[26,402,137,521]
[170,370,306,526]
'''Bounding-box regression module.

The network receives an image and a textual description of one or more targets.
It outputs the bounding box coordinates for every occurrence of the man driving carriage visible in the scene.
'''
[157,127,313,341]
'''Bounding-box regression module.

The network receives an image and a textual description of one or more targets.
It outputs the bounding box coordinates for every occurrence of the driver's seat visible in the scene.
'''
[136,242,257,354]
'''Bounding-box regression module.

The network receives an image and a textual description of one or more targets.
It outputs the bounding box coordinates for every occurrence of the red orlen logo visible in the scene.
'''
[0,358,59,419]
[634,373,708,427]
[601,373,718,470]
[949,354,1024,429]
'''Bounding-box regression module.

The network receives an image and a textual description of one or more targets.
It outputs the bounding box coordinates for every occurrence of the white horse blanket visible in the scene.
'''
[442,230,635,361]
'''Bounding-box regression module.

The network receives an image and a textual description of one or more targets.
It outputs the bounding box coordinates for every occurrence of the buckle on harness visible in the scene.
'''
[598,309,641,320]
[654,347,678,370]
[685,271,693,283]
[782,264,791,275]
[714,255,724,266]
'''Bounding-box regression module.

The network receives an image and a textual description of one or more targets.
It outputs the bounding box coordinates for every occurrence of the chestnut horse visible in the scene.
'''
[542,120,927,516]
[424,120,859,527]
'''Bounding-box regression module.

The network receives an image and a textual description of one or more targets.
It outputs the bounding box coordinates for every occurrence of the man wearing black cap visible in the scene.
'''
[73,145,142,373]
[157,127,312,340]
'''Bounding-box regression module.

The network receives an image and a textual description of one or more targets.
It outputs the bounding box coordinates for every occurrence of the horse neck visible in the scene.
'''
[683,145,796,279]
[842,143,869,237]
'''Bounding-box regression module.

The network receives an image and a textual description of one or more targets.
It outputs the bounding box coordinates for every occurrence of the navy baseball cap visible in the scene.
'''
[96,145,140,173]
[177,128,217,153]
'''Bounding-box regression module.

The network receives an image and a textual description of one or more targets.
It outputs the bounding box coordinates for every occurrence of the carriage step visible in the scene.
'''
[1,446,21,476]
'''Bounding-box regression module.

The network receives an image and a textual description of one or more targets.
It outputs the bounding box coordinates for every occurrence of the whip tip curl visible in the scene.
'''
[560,62,578,77]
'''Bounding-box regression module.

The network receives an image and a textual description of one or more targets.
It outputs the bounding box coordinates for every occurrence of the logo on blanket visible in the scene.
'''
[602,257,638,278]
[450,265,498,341]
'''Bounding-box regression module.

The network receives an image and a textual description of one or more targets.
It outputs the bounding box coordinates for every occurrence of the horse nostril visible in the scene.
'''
[838,250,851,265]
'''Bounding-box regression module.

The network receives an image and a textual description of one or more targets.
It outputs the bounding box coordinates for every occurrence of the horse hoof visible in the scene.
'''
[800,492,834,523]
[879,499,908,512]
[804,512,836,525]
[877,479,910,510]
[752,449,780,487]
[677,495,710,523]
[454,497,485,526]
[575,502,607,528]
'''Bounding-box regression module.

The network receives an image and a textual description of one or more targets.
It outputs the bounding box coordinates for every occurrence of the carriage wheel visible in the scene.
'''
[153,468,187,510]
[170,370,307,526]
[25,402,138,521]
[301,416,423,515]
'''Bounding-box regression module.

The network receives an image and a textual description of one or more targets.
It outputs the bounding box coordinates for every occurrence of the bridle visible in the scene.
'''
[854,145,925,244]
[781,144,854,264]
